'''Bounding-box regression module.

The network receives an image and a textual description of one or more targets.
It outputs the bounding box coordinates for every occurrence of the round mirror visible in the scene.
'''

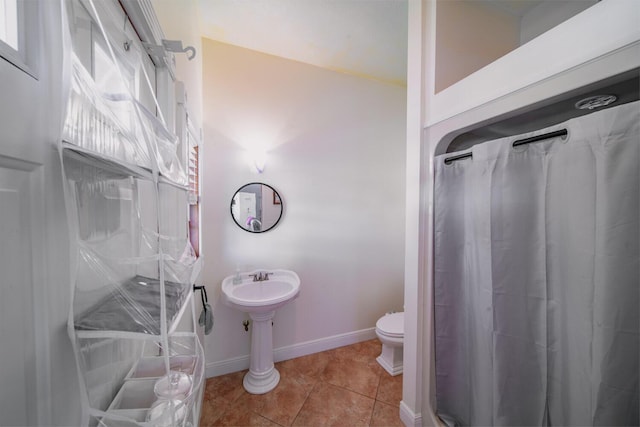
[230,182,283,233]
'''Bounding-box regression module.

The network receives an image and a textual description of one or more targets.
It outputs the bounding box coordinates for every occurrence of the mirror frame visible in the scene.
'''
[230,182,283,233]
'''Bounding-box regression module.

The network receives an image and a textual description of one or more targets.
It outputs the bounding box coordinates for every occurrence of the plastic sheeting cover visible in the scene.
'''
[61,0,203,424]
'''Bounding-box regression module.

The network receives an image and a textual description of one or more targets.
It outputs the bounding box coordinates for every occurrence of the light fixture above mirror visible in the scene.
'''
[245,149,267,173]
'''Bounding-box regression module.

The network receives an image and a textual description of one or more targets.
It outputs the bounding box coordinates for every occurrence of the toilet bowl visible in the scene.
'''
[375,312,404,376]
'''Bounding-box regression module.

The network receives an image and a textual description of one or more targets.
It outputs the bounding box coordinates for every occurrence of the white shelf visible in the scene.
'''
[64,15,201,425]
[74,275,193,340]
[99,343,203,427]
[129,355,197,379]
[63,142,192,191]
[62,142,153,181]
[159,173,189,191]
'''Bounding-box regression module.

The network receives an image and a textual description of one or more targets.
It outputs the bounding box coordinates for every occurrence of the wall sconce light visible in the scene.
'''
[248,150,267,173]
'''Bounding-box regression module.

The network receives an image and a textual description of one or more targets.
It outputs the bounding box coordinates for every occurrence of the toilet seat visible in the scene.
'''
[376,312,403,338]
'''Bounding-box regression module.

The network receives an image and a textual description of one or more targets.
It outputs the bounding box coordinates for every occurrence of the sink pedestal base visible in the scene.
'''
[243,310,280,394]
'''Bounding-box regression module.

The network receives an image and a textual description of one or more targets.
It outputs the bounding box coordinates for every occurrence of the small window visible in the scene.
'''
[0,0,19,50]
[0,0,37,78]
[188,125,200,258]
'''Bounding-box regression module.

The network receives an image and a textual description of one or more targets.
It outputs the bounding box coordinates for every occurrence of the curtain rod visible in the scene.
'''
[512,129,568,147]
[444,128,568,165]
[443,152,472,165]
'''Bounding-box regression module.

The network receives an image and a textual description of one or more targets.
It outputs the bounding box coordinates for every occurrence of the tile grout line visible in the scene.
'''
[320,377,379,401]
[369,369,384,426]
[289,379,321,427]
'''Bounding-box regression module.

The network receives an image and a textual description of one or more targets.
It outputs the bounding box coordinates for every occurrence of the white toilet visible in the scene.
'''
[375,312,404,376]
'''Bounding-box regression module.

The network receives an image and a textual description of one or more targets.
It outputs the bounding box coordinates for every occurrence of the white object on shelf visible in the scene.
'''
[146,399,188,427]
[153,371,192,399]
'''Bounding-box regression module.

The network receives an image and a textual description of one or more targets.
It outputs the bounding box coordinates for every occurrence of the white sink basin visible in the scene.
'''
[221,269,300,314]
[220,269,300,394]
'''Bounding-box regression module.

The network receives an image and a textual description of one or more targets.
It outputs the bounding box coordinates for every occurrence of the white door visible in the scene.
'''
[237,191,257,227]
[0,1,63,424]
[0,162,44,426]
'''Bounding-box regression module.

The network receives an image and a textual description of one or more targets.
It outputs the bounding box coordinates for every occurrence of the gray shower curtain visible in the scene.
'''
[433,101,639,426]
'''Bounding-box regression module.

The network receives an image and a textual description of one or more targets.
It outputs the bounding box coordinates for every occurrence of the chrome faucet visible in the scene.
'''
[251,272,272,282]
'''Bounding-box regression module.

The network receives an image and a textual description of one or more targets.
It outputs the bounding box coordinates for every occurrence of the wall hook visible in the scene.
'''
[242,320,250,332]
[143,39,197,62]
[162,39,196,60]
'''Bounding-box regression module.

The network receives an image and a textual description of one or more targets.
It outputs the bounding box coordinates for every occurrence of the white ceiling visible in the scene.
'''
[196,0,555,87]
[197,0,409,86]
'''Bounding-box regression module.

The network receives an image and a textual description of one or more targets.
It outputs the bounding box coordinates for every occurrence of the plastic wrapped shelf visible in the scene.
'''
[74,275,191,336]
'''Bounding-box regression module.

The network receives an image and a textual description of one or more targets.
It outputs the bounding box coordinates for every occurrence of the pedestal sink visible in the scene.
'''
[221,269,300,394]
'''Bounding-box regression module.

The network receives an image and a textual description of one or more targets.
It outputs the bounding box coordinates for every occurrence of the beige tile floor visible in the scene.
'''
[200,339,404,426]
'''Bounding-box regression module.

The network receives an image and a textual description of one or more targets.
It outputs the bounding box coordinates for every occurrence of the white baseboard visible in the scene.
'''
[206,327,377,378]
[400,401,423,427]
[206,354,250,378]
